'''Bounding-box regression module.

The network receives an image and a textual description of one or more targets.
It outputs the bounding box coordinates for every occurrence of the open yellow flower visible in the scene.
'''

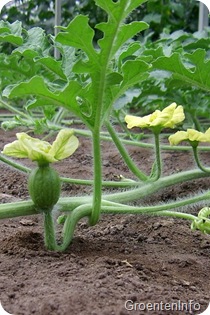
[125,103,185,131]
[169,128,210,146]
[2,129,79,163]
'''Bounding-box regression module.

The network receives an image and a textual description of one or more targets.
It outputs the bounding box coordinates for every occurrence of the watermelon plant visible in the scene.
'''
[0,0,210,251]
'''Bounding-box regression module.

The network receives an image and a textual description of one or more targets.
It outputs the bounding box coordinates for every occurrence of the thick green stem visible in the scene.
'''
[100,190,210,215]
[0,154,137,187]
[105,120,148,181]
[150,210,197,221]
[192,146,210,173]
[0,154,31,173]
[61,175,138,187]
[0,98,30,120]
[89,129,102,225]
[1,170,210,221]
[57,204,91,251]
[56,192,207,251]
[0,200,37,219]
[104,168,210,204]
[43,211,57,251]
[150,132,162,180]
[49,169,210,213]
[0,190,210,252]
[56,193,208,252]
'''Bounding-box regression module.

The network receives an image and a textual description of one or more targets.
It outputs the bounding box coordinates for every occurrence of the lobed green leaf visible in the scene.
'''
[0,20,23,45]
[0,54,38,90]
[97,21,148,58]
[56,15,98,65]
[36,57,67,80]
[3,76,79,111]
[13,27,51,58]
[1,0,150,130]
[95,0,148,60]
[153,49,210,93]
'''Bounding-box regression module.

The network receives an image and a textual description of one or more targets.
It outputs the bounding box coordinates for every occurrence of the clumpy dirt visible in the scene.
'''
[0,127,210,315]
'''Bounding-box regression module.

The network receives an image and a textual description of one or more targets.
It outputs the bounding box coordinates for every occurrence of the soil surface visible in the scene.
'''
[0,127,210,315]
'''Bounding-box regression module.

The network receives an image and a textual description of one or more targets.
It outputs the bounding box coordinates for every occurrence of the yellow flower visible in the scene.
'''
[125,103,185,131]
[2,129,79,163]
[169,128,210,146]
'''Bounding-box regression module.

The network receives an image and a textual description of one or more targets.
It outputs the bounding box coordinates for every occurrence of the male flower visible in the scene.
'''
[125,103,185,131]
[169,128,210,146]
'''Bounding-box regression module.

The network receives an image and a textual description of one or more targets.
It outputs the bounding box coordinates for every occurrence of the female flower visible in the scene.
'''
[2,129,79,164]
[125,103,185,132]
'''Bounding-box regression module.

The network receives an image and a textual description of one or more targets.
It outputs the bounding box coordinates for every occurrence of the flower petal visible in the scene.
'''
[163,104,185,128]
[1,140,29,158]
[50,129,79,160]
[168,131,188,145]
[187,129,204,142]
[203,128,210,142]
[150,109,168,127]
[17,133,55,162]
[125,114,152,128]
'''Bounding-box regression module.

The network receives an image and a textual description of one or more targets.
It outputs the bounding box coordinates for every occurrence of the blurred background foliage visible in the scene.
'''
[0,0,199,40]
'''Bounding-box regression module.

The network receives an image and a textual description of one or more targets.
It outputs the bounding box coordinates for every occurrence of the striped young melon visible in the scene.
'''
[28,165,61,212]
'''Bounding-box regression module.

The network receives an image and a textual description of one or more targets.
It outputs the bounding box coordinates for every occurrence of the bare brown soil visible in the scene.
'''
[0,128,210,315]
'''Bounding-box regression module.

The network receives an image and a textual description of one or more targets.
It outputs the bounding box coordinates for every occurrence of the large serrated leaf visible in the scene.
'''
[59,46,76,79]
[96,0,148,59]
[0,20,23,45]
[3,76,80,112]
[13,28,50,58]
[56,15,98,63]
[36,57,66,80]
[95,0,147,21]
[117,42,141,68]
[1,0,150,130]
[121,59,150,90]
[0,54,38,90]
[110,59,150,105]
[97,21,148,57]
[3,76,95,129]
[153,49,210,93]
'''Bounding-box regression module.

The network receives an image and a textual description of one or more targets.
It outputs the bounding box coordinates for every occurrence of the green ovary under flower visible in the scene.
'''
[125,103,185,131]
[169,128,210,146]
[1,129,79,163]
